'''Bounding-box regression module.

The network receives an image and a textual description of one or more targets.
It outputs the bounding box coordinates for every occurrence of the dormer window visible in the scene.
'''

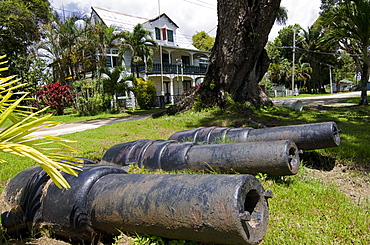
[155,27,174,42]
[155,27,161,40]
[167,30,174,42]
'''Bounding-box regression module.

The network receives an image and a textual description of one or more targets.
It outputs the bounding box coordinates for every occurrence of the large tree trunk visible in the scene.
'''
[198,0,281,108]
[154,0,281,117]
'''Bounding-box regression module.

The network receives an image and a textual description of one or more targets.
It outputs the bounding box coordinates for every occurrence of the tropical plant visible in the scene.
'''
[295,62,313,88]
[275,6,288,25]
[0,56,82,189]
[0,0,51,76]
[99,66,131,110]
[73,78,110,116]
[267,61,291,86]
[118,24,158,78]
[323,0,370,104]
[38,12,119,83]
[134,78,157,109]
[36,82,75,115]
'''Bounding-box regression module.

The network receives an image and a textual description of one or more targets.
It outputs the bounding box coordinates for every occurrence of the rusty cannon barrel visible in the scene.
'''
[168,121,341,151]
[1,165,271,245]
[101,139,300,176]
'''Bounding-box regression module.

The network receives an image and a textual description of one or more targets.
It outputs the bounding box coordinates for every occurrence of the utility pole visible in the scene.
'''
[329,65,333,94]
[158,0,165,108]
[176,58,181,95]
[292,28,296,95]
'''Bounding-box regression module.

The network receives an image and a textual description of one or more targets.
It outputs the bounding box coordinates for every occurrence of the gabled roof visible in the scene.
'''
[91,6,202,51]
[146,13,179,29]
[91,6,149,31]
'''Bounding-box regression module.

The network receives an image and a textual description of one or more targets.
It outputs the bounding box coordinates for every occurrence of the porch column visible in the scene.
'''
[168,50,172,64]
[170,77,174,104]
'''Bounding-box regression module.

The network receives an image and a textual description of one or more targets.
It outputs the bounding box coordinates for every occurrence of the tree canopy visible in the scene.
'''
[322,0,370,104]
[0,0,51,75]
[118,23,158,78]
[192,31,215,51]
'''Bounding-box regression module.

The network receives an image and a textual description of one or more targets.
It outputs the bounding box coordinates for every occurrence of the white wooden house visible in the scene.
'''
[91,6,210,105]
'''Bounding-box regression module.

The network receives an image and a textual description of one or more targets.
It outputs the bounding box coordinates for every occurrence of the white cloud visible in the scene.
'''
[270,0,321,40]
[50,0,321,40]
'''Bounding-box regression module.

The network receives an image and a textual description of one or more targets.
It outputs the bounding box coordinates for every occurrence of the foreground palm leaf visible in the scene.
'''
[0,58,83,189]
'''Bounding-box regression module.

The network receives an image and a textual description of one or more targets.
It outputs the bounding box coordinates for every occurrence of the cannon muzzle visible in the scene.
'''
[168,122,341,151]
[101,139,300,176]
[2,165,271,245]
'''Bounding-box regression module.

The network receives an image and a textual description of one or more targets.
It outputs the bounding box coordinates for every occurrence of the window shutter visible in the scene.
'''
[162,28,167,40]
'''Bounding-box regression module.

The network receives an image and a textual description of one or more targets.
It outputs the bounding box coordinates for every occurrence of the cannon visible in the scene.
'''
[168,122,341,151]
[101,139,300,176]
[1,165,271,245]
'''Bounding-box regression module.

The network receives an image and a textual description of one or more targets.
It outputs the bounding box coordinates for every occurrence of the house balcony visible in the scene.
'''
[138,63,208,75]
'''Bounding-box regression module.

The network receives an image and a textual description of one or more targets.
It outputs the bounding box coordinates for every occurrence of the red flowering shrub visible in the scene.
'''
[36,83,75,115]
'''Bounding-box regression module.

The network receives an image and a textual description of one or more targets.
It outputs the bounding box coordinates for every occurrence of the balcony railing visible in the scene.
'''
[138,63,208,75]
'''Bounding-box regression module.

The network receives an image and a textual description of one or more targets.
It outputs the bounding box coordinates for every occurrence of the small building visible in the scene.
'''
[91,6,210,105]
[332,79,353,92]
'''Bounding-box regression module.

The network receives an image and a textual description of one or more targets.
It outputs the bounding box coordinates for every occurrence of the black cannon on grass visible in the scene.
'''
[101,122,341,176]
[2,165,271,245]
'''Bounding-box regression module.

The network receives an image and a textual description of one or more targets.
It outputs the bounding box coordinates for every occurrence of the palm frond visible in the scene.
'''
[0,58,83,189]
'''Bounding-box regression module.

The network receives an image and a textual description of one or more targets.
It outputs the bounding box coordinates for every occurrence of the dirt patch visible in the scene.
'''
[308,164,370,205]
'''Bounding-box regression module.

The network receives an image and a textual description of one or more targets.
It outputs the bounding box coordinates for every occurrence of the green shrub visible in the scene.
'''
[73,79,110,116]
[76,93,110,116]
[134,78,156,109]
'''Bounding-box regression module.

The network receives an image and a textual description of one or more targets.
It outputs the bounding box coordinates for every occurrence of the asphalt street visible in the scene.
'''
[272,91,361,109]
[30,114,152,137]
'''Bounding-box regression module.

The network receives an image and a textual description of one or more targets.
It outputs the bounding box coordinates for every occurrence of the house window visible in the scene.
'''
[162,28,167,40]
[155,27,161,40]
[181,56,190,66]
[167,30,174,42]
[106,56,112,67]
[106,56,119,68]
[112,56,119,67]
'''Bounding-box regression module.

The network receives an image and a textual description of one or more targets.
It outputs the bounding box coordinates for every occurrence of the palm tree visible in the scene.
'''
[276,6,288,25]
[299,25,336,93]
[0,56,82,189]
[39,13,119,83]
[325,0,370,105]
[118,24,158,78]
[295,62,313,89]
[99,66,131,110]
[268,62,289,85]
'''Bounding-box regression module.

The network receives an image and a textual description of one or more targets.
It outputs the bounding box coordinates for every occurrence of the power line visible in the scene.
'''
[182,0,216,10]
[194,0,217,8]
[272,46,339,56]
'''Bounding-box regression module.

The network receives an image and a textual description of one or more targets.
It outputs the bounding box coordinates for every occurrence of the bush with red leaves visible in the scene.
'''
[36,83,75,115]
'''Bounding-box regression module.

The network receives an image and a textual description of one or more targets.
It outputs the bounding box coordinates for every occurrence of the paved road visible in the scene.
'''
[30,114,152,137]
[272,91,361,109]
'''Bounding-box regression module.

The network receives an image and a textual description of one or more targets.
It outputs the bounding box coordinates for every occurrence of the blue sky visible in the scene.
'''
[50,0,321,40]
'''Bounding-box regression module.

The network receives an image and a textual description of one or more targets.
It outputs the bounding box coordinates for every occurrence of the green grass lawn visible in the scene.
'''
[1,95,370,244]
